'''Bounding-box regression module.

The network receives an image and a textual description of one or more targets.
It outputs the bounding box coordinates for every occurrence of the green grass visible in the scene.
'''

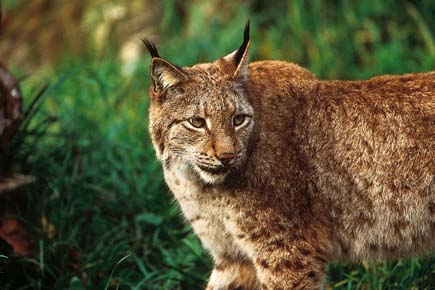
[1,1,435,289]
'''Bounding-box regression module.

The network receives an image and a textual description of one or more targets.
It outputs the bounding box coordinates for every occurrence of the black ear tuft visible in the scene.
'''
[143,39,160,58]
[234,19,250,65]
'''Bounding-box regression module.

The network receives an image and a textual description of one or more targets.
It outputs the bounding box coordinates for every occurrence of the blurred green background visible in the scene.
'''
[1,0,434,289]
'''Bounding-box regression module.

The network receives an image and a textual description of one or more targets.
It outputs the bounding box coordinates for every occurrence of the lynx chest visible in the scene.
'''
[163,164,249,259]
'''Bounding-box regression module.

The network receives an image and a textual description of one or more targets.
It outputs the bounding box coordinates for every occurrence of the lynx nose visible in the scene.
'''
[217,152,235,165]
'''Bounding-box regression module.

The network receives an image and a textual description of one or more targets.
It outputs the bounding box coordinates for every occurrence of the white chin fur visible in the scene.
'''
[195,167,228,184]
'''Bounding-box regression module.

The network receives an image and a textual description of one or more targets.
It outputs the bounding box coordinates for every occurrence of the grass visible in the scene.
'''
[1,1,435,289]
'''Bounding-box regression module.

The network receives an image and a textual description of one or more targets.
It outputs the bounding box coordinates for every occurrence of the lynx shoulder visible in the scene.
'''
[145,22,435,290]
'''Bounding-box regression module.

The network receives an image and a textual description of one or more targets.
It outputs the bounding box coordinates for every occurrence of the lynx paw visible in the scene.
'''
[206,261,259,290]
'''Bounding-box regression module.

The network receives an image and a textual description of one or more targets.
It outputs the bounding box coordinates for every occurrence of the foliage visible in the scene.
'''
[1,0,434,289]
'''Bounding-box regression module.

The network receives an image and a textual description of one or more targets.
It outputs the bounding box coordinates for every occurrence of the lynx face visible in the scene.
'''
[149,65,254,184]
[145,26,252,184]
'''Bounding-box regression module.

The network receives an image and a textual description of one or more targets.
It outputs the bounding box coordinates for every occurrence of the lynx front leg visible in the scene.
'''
[206,257,259,290]
[252,227,330,290]
[184,212,259,290]
[253,247,328,290]
[230,214,331,290]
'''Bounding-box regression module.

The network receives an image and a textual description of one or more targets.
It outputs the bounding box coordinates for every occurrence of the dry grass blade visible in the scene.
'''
[0,173,35,194]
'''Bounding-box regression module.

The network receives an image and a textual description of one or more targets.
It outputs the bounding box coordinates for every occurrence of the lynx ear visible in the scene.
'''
[143,39,188,90]
[217,20,250,80]
[150,58,188,90]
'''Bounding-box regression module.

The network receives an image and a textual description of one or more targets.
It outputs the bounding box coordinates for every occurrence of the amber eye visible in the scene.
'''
[233,115,246,127]
[189,117,206,128]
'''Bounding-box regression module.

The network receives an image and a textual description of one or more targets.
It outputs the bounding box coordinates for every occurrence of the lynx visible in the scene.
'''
[144,22,435,289]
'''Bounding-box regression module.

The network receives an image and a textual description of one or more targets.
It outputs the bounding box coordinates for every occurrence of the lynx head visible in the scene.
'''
[145,22,254,184]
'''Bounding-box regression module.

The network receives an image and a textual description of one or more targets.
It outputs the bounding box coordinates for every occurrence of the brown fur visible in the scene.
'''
[145,23,435,289]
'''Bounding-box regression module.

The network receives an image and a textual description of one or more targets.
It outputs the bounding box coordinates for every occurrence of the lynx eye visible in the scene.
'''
[189,117,206,128]
[233,114,247,127]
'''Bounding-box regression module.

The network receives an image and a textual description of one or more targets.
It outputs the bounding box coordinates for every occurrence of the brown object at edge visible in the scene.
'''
[0,62,23,153]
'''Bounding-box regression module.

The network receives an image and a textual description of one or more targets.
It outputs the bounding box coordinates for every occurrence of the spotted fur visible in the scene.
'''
[145,24,435,289]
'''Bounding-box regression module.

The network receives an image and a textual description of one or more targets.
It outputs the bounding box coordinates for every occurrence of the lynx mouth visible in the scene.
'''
[196,164,229,175]
[194,164,230,184]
